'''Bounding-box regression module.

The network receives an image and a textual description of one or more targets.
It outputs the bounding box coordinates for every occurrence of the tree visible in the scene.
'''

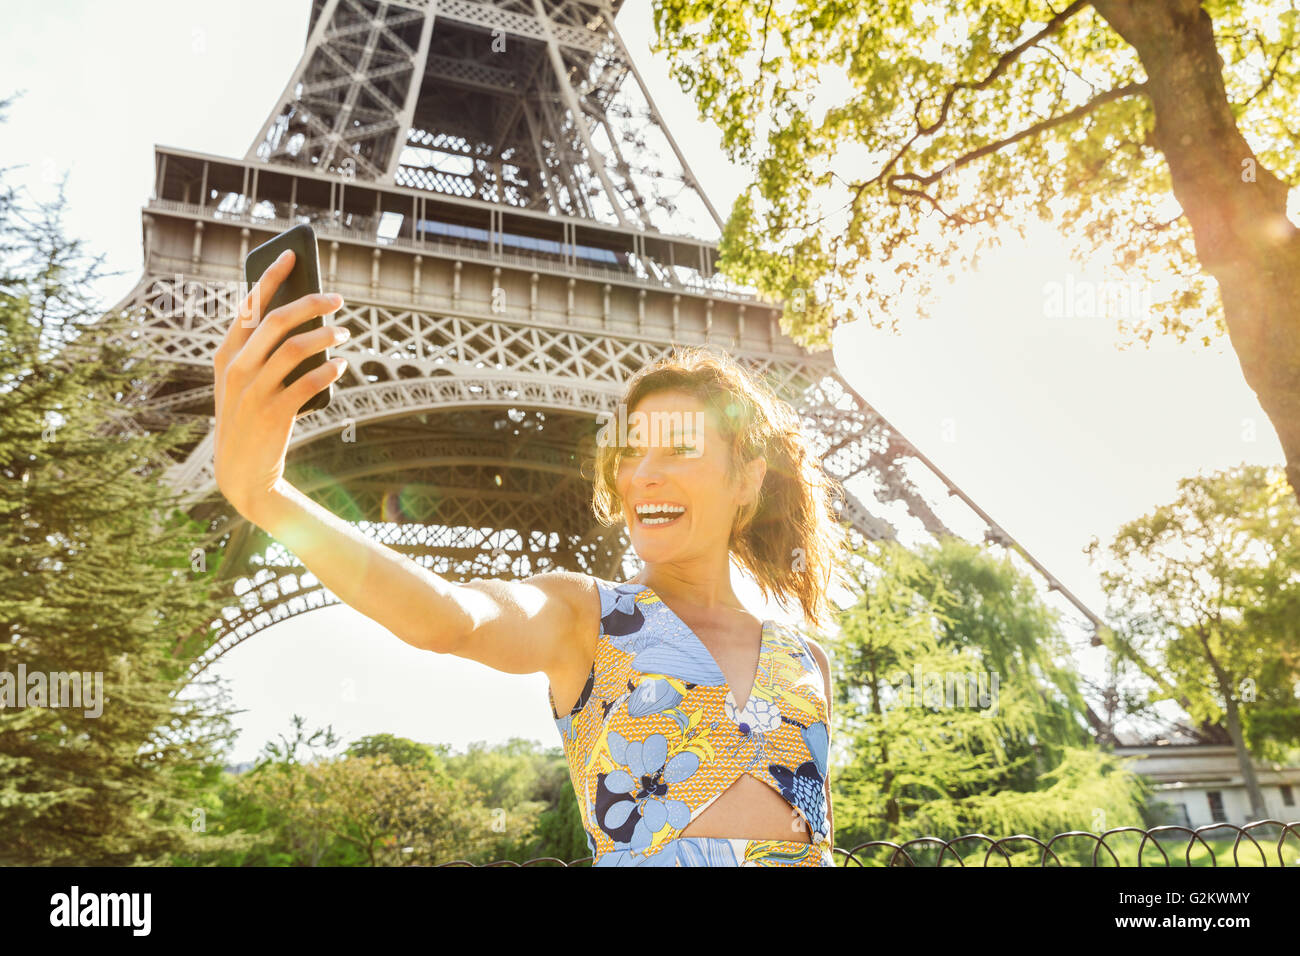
[914,534,1111,747]
[238,752,497,866]
[346,731,450,774]
[0,99,239,864]
[253,712,342,768]
[829,536,1148,861]
[651,0,1300,502]
[532,775,592,863]
[1084,463,1300,820]
[202,720,529,865]
[195,723,578,865]
[351,733,558,861]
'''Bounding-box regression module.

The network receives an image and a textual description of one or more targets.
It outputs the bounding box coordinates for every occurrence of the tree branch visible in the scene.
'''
[1240,29,1299,109]
[887,82,1147,190]
[869,0,1095,189]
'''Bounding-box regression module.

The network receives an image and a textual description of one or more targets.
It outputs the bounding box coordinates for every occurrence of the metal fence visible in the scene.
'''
[435,820,1300,866]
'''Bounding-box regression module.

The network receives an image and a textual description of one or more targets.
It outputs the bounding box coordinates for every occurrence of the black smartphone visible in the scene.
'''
[243,223,333,415]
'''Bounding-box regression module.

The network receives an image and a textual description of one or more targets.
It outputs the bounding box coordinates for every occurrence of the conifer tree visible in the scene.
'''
[0,101,239,864]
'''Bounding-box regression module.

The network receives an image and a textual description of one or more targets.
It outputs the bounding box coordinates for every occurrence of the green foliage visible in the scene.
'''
[181,719,586,865]
[650,0,1299,347]
[0,123,241,864]
[532,775,592,863]
[1085,464,1300,761]
[346,731,450,774]
[828,536,1149,863]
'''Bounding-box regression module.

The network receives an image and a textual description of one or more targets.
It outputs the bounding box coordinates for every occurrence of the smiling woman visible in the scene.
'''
[589,345,849,632]
[213,258,851,864]
[535,344,854,865]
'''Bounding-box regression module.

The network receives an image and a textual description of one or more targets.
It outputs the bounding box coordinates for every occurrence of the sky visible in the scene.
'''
[0,0,1285,764]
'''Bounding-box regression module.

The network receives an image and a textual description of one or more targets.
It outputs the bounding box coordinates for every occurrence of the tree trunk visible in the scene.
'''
[1199,635,1269,821]
[1221,693,1268,822]
[1093,0,1300,503]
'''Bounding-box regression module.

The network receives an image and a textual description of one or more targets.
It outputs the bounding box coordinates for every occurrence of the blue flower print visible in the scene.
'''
[802,720,829,777]
[593,841,685,866]
[767,720,830,841]
[601,583,648,637]
[593,771,640,845]
[674,838,744,866]
[626,677,683,717]
[792,647,820,685]
[601,586,727,686]
[631,640,725,686]
[769,759,827,842]
[596,730,698,849]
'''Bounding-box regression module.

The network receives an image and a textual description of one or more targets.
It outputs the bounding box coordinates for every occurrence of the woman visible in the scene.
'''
[213,251,850,866]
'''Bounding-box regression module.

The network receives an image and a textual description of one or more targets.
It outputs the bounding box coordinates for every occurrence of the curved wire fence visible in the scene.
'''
[434,820,1300,866]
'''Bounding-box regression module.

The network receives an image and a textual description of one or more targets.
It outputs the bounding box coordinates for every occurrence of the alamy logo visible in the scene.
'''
[0,666,104,718]
[890,664,1000,717]
[49,886,151,936]
[595,404,705,453]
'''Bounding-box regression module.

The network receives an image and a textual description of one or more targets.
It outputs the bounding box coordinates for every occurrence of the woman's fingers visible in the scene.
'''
[215,249,297,412]
[278,356,349,419]
[216,249,295,377]
[236,291,345,375]
[252,324,350,402]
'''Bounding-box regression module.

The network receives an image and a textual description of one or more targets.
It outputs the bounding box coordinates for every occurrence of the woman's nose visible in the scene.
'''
[633,466,661,486]
[631,455,666,485]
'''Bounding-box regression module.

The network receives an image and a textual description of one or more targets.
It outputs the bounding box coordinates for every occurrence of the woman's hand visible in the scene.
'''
[212,249,350,523]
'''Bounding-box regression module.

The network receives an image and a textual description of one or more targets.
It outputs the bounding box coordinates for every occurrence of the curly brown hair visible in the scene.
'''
[588,345,849,630]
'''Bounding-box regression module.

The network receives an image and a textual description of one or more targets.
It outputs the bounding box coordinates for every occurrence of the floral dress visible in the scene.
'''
[548,577,836,866]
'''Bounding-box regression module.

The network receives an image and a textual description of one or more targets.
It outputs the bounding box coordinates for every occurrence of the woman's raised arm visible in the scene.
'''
[212,251,590,669]
[244,483,590,671]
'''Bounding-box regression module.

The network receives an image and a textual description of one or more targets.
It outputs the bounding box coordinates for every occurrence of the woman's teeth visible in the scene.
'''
[642,514,680,526]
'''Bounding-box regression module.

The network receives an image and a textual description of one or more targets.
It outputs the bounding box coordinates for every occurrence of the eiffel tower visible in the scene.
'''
[108,0,1105,700]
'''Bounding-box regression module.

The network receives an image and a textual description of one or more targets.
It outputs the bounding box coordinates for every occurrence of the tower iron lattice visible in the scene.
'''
[107,0,1107,732]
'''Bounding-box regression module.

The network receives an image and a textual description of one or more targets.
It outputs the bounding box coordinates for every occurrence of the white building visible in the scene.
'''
[1113,741,1300,828]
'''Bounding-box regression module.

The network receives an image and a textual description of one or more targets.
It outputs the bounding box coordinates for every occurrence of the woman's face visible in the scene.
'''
[614,389,764,563]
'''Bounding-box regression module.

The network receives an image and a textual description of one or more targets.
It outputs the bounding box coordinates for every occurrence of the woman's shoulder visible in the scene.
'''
[524,569,604,614]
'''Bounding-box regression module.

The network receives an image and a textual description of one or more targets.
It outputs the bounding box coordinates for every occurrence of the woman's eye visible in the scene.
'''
[619,444,697,458]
